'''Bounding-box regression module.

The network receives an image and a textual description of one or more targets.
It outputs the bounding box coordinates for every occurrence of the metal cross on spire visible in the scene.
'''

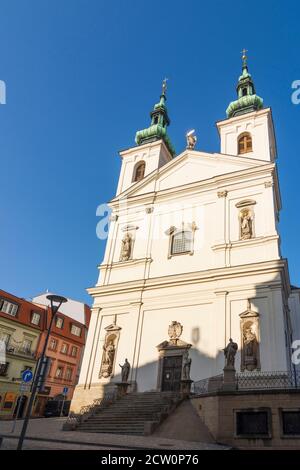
[162,77,168,95]
[241,48,248,65]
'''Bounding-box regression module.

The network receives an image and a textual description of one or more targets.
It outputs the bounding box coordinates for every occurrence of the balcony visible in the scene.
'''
[6,343,36,359]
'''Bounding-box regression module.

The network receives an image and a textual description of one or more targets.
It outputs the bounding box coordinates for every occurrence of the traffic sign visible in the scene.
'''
[22,369,33,383]
[63,387,68,395]
[20,382,30,393]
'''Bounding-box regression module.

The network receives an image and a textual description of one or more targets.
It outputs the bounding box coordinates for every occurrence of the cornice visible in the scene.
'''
[211,235,280,251]
[109,163,276,210]
[87,259,290,298]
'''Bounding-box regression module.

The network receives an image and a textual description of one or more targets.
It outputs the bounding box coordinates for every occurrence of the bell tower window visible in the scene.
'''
[133,161,146,182]
[238,133,252,154]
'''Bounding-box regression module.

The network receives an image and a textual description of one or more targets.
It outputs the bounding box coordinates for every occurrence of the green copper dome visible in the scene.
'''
[226,52,263,118]
[135,80,176,157]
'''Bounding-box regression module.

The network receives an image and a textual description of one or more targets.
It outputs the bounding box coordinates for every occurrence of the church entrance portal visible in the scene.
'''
[161,355,182,392]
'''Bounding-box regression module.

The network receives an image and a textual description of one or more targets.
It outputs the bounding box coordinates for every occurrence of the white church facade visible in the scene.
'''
[71,57,300,412]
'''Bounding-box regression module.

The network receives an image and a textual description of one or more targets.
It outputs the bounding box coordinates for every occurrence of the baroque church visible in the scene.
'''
[71,54,300,412]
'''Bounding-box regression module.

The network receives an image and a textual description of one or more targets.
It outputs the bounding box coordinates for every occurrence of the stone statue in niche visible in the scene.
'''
[182,355,192,380]
[223,338,238,368]
[119,358,130,382]
[240,209,253,240]
[242,322,259,371]
[103,340,115,369]
[100,338,116,378]
[120,232,132,261]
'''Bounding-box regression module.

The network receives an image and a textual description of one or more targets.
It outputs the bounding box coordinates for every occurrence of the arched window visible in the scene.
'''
[238,133,252,154]
[133,161,145,182]
[171,231,193,255]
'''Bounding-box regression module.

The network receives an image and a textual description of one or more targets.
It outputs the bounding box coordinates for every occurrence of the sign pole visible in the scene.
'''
[11,395,22,434]
[60,387,68,417]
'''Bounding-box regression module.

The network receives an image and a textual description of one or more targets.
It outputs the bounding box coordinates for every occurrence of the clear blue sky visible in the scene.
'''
[0,0,299,305]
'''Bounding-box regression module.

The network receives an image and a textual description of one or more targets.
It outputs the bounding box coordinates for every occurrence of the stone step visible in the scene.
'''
[76,390,182,436]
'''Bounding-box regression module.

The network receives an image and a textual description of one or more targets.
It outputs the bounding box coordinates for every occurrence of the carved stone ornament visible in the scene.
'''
[168,321,183,345]
[217,190,228,198]
[99,323,121,379]
[239,300,260,371]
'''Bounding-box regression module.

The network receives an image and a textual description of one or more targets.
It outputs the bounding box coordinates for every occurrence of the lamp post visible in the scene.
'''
[17,294,67,450]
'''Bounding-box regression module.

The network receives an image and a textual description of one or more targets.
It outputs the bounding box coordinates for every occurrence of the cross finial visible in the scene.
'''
[241,48,248,65]
[162,77,168,95]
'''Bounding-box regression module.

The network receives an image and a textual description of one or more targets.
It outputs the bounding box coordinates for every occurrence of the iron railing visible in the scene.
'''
[192,369,300,395]
[236,369,300,390]
[63,390,118,430]
[192,374,223,395]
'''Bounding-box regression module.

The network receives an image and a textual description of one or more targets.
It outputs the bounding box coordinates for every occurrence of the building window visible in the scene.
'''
[0,299,19,317]
[0,362,9,376]
[49,338,58,351]
[71,346,78,357]
[55,366,64,378]
[65,367,73,381]
[235,410,271,438]
[55,317,64,329]
[61,343,68,354]
[281,410,300,436]
[238,133,252,154]
[71,325,82,337]
[21,339,32,354]
[0,332,11,346]
[171,231,193,255]
[31,312,41,326]
[132,161,146,182]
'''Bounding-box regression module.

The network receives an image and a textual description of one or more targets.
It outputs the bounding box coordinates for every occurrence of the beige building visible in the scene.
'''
[0,290,44,419]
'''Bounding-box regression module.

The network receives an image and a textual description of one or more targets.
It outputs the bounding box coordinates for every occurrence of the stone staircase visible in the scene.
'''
[77,391,182,435]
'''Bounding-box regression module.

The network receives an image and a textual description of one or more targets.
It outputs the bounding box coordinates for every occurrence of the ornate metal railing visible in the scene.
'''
[192,369,300,396]
[6,343,35,358]
[63,390,118,430]
[192,374,223,395]
[237,369,300,390]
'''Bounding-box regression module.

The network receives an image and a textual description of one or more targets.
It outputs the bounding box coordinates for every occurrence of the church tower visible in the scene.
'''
[217,50,276,162]
[116,80,175,195]
[70,56,298,414]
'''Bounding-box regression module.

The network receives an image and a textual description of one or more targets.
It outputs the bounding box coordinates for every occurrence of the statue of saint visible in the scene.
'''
[182,355,192,380]
[104,340,115,368]
[223,338,238,368]
[242,325,258,370]
[186,130,197,150]
[240,210,252,240]
[119,358,130,382]
[120,233,132,261]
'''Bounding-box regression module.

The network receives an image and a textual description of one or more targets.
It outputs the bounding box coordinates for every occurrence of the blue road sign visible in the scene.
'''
[63,387,68,395]
[22,369,33,383]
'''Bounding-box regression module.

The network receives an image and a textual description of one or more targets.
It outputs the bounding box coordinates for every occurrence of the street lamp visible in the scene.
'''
[17,294,67,450]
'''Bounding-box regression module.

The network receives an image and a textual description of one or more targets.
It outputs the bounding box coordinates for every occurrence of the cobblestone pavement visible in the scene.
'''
[0,417,229,450]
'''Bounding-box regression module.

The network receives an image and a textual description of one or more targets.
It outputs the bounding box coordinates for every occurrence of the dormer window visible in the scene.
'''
[238,132,252,154]
[133,161,146,182]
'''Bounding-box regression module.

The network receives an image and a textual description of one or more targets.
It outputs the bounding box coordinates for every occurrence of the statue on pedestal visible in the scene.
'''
[119,358,130,382]
[182,355,192,380]
[223,338,238,368]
